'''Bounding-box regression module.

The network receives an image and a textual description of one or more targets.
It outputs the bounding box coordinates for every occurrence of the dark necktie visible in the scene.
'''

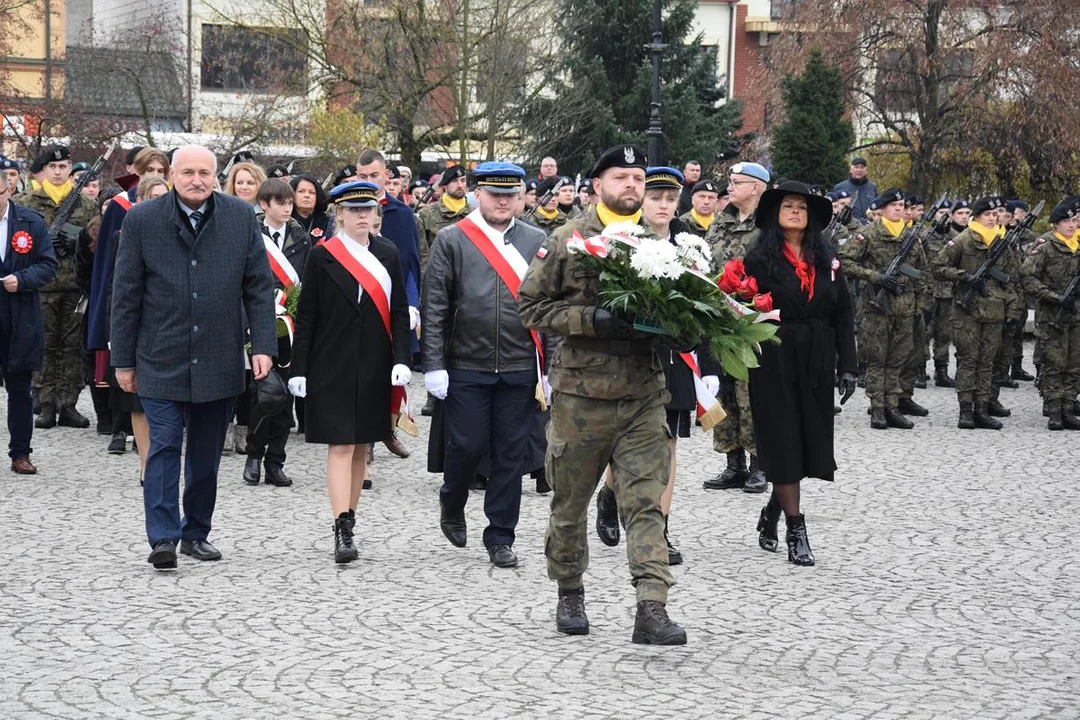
[272,231,281,248]
[189,210,203,233]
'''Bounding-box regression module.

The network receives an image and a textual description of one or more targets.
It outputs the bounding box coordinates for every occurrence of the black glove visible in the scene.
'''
[1004,317,1018,331]
[837,372,857,405]
[963,272,987,295]
[878,274,903,295]
[659,335,697,353]
[592,307,635,339]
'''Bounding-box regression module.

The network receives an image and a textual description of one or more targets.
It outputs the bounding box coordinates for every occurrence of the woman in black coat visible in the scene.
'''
[290,174,335,244]
[744,180,858,566]
[289,181,412,564]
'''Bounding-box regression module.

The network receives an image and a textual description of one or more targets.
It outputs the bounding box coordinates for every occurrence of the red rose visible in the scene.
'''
[723,258,745,278]
[717,272,740,294]
[752,292,774,312]
[739,275,758,299]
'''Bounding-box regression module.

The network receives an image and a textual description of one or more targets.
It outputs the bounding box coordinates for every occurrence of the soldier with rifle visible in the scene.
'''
[523,176,571,230]
[1021,197,1080,430]
[15,145,103,429]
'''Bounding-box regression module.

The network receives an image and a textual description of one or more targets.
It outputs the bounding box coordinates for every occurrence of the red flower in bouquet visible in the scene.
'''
[752,292,774,313]
[718,258,745,294]
[738,275,758,299]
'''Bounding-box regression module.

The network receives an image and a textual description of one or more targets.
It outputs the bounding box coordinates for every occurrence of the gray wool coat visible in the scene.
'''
[110,190,277,404]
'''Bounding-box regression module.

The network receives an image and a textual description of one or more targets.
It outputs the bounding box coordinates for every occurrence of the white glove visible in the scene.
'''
[425,369,449,399]
[702,375,720,397]
[409,306,420,330]
[287,376,307,398]
[541,374,552,405]
[391,364,411,387]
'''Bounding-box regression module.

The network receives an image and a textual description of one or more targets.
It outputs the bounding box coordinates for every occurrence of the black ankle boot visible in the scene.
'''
[757,495,781,552]
[974,402,1003,430]
[934,365,956,388]
[785,514,815,566]
[958,401,975,429]
[631,600,687,645]
[743,455,767,493]
[346,508,356,532]
[702,449,748,490]
[986,398,1011,417]
[595,485,620,547]
[664,516,682,566]
[555,587,589,635]
[334,512,358,564]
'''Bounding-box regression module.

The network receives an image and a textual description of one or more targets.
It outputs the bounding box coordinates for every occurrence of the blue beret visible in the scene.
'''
[0,158,20,171]
[729,161,770,183]
[645,166,684,191]
[330,180,380,207]
[473,161,525,194]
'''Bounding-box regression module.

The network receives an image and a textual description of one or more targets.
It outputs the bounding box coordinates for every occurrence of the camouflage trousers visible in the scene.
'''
[900,314,927,397]
[860,311,914,409]
[1033,322,1080,410]
[931,298,953,366]
[34,291,85,408]
[544,389,674,603]
[712,379,754,456]
[951,316,1002,404]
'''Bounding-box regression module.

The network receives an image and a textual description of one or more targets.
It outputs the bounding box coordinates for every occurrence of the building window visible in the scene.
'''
[200,24,308,94]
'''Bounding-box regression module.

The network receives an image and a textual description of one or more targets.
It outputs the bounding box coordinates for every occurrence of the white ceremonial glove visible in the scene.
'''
[425,369,449,400]
[541,374,552,405]
[409,306,421,330]
[391,364,412,387]
[287,376,307,398]
[703,375,720,397]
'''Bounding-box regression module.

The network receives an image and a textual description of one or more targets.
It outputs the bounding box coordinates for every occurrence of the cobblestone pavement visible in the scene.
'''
[2,346,1078,719]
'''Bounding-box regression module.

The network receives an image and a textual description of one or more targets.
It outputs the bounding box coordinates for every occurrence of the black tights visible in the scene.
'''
[770,482,801,517]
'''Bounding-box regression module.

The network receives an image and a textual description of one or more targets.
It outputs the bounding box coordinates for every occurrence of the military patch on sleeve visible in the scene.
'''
[855,234,865,243]
[946,240,955,247]
[536,244,550,259]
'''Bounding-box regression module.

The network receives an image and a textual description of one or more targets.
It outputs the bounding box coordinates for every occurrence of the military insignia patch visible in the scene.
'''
[52,149,62,161]
[536,245,549,259]
[624,146,635,164]
[855,234,865,243]
[946,240,955,247]
[11,230,32,254]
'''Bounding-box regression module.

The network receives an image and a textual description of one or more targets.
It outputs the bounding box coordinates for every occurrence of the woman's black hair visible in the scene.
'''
[747,195,836,274]
[290,173,329,217]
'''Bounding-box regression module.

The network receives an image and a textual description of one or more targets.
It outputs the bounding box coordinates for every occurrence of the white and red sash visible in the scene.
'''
[322,235,415,432]
[456,211,548,408]
[112,194,133,212]
[263,232,300,289]
[677,352,726,431]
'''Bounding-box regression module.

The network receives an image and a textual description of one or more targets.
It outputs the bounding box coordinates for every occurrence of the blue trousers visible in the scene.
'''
[440,369,535,548]
[140,396,234,547]
[0,296,33,459]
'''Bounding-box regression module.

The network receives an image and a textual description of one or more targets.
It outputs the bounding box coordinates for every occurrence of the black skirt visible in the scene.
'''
[665,409,691,438]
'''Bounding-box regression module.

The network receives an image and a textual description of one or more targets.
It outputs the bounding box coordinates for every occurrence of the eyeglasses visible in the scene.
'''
[728,179,756,187]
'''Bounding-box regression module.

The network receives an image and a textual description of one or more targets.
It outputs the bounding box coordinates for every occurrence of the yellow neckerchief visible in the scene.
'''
[596,202,641,227]
[690,208,715,230]
[880,216,906,238]
[968,219,997,246]
[42,180,72,206]
[995,224,1007,239]
[441,193,467,214]
[534,205,559,221]
[1054,231,1079,254]
[30,179,42,191]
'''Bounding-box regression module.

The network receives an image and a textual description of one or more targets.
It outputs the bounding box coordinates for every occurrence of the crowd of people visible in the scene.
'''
[0,140,1075,647]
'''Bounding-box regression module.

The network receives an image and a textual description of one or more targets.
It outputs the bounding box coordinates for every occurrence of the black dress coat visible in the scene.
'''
[1,202,58,372]
[744,245,857,485]
[290,236,411,445]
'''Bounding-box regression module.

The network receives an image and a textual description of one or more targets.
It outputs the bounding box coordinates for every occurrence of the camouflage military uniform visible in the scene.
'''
[527,208,570,233]
[678,211,712,238]
[839,221,920,410]
[1021,232,1080,416]
[1006,224,1038,372]
[416,197,469,276]
[933,228,1020,406]
[14,186,97,411]
[705,206,758,455]
[518,204,673,604]
[924,225,960,371]
[899,233,933,399]
[991,240,1029,396]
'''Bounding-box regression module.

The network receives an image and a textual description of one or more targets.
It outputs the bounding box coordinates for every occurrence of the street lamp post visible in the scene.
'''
[646,0,666,164]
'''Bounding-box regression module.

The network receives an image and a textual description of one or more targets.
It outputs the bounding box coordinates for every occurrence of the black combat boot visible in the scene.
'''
[870,407,888,429]
[986,398,1011,417]
[664,516,682,566]
[757,495,781,553]
[884,406,914,429]
[1048,408,1064,431]
[915,371,928,389]
[334,512,359,564]
[632,601,687,645]
[974,402,1003,430]
[743,455,767,493]
[420,392,437,417]
[897,396,929,417]
[1063,413,1080,431]
[35,404,57,429]
[785,514,815,566]
[555,587,589,635]
[934,364,956,388]
[958,402,976,429]
[1011,363,1034,381]
[996,372,1019,390]
[1073,400,1080,416]
[58,405,90,428]
[702,449,748,490]
[595,485,620,547]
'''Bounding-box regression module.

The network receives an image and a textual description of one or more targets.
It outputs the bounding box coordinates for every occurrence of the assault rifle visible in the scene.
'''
[1050,258,1080,332]
[49,140,118,259]
[418,172,444,206]
[956,200,1045,313]
[824,203,852,245]
[868,192,949,311]
[525,177,570,222]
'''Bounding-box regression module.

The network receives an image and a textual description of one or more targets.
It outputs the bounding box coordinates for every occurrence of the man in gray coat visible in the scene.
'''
[111,145,277,570]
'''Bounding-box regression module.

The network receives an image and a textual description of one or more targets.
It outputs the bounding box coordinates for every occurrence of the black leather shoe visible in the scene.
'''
[632,600,687,645]
[757,496,781,553]
[595,485,620,547]
[334,513,358,564]
[107,432,127,454]
[147,540,177,569]
[556,588,589,635]
[58,405,91,428]
[440,506,467,547]
[935,367,956,387]
[180,539,222,561]
[534,471,551,495]
[487,544,519,568]
[897,396,929,417]
[743,455,767,493]
[986,398,1011,417]
[785,514,815,566]
[884,407,914,429]
[1011,365,1034,381]
[1063,413,1080,431]
[264,465,293,487]
[958,402,976,429]
[469,475,487,491]
[243,457,261,486]
[664,517,682,566]
[35,404,56,429]
[702,450,747,490]
[420,393,436,417]
[870,407,887,429]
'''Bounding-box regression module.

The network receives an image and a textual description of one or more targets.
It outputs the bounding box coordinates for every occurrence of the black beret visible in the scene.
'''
[1049,197,1079,224]
[524,179,539,192]
[0,158,19,171]
[970,196,1004,217]
[589,145,647,178]
[577,178,593,193]
[72,162,92,174]
[1005,200,1028,213]
[408,179,429,193]
[125,146,146,166]
[333,165,357,185]
[536,177,560,196]
[691,180,720,196]
[439,165,467,185]
[32,145,71,172]
[869,187,903,211]
[386,165,401,180]
[951,199,970,211]
[232,150,256,165]
[265,163,289,179]
[904,194,925,207]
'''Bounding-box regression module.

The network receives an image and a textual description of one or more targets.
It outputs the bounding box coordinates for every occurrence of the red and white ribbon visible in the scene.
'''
[678,351,726,431]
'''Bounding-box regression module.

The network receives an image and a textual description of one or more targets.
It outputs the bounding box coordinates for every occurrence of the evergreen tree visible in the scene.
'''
[770,51,854,187]
[522,0,742,175]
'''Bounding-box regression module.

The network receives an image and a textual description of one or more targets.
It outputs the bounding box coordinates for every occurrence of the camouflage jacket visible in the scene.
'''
[933,227,1021,323]
[678,211,712,238]
[705,205,759,272]
[922,225,962,298]
[1021,231,1080,326]
[518,204,666,400]
[838,220,925,317]
[416,198,470,276]
[526,208,570,233]
[14,186,97,293]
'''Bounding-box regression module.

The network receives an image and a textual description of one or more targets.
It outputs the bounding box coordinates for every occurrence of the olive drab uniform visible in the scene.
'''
[517,204,674,604]
[415,197,470,276]
[678,211,712,238]
[924,223,962,377]
[899,230,933,401]
[527,208,570,233]
[839,220,920,411]
[14,186,97,414]
[1021,231,1080,421]
[704,206,758,456]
